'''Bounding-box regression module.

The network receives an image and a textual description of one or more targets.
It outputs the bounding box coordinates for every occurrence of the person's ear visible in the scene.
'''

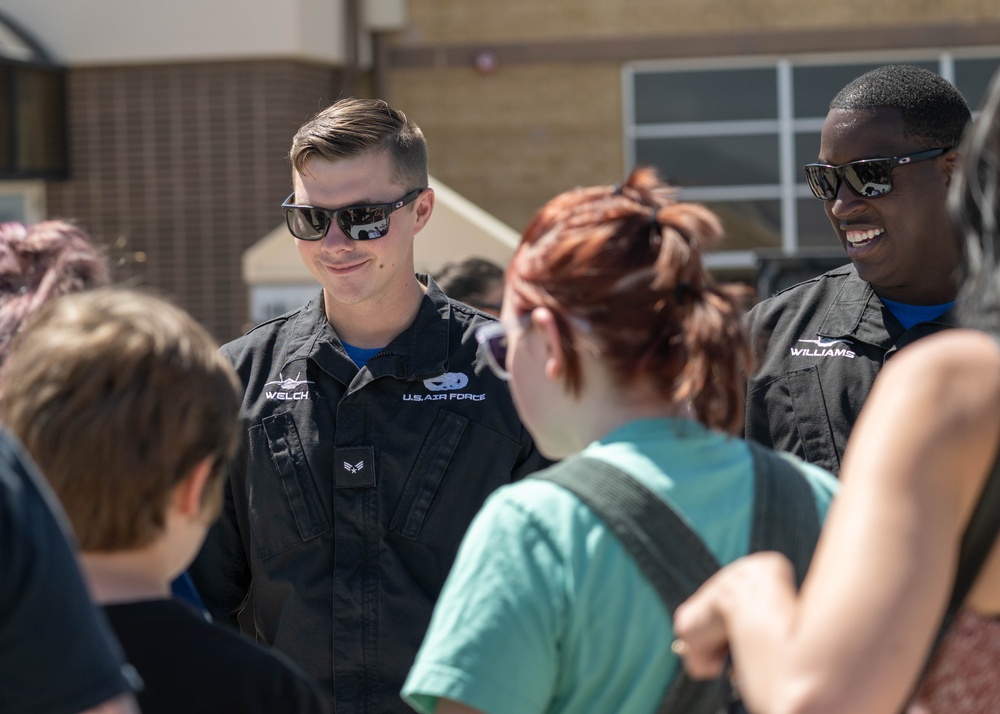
[943,148,962,186]
[412,188,435,235]
[530,307,566,381]
[172,457,215,518]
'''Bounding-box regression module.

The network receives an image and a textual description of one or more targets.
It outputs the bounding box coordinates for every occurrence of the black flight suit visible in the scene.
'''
[191,276,549,713]
[745,264,956,475]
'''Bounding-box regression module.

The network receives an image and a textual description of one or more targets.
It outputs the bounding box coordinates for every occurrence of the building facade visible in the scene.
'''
[1,1,998,339]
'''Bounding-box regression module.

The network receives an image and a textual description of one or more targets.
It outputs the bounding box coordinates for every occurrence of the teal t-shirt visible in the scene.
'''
[402,417,838,714]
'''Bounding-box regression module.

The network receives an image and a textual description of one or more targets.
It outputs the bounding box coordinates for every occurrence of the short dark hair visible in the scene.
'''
[434,257,505,306]
[831,65,971,148]
[289,98,428,190]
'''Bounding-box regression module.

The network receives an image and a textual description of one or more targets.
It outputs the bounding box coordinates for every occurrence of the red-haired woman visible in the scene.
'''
[401,168,839,714]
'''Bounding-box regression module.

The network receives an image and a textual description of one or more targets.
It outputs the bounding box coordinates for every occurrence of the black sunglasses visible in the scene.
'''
[475,316,530,380]
[803,147,951,201]
[282,188,425,241]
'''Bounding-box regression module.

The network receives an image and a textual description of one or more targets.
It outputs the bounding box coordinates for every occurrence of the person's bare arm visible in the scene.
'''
[675,329,1000,714]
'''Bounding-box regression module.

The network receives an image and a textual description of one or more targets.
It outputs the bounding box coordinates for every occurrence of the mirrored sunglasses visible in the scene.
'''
[803,147,950,201]
[282,188,425,241]
[475,316,530,381]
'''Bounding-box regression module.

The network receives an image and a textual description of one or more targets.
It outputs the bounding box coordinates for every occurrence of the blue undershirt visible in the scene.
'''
[342,341,383,367]
[879,297,954,331]
[171,571,210,619]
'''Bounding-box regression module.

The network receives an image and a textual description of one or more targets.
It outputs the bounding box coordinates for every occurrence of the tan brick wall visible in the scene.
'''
[385,2,1000,243]
[405,0,1000,45]
[394,63,623,232]
[34,4,1000,336]
[47,61,342,341]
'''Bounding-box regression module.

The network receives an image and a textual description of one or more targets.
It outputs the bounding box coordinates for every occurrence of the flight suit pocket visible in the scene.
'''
[390,410,520,551]
[787,366,841,474]
[248,412,331,559]
[390,410,467,540]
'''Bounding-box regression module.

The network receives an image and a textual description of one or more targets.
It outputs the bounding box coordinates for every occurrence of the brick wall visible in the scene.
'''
[405,0,1000,44]
[393,63,623,233]
[385,1,1000,242]
[47,61,342,342]
[37,4,1000,339]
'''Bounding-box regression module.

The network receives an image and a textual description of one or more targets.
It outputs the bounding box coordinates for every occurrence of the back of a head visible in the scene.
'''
[289,97,428,190]
[507,167,753,434]
[831,64,971,148]
[0,288,242,551]
[0,219,109,364]
[434,257,505,307]
[955,68,1000,332]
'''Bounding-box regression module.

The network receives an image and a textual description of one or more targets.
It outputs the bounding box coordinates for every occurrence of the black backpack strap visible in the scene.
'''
[746,440,822,587]
[535,455,720,612]
[533,455,730,714]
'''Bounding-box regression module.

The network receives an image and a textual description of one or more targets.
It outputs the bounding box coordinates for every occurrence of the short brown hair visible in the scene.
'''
[289,97,428,190]
[508,167,753,434]
[1,288,241,551]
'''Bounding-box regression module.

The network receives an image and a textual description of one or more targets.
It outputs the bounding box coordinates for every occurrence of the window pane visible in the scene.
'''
[634,68,776,123]
[0,194,24,221]
[16,67,66,174]
[702,199,782,251]
[955,58,1000,112]
[636,135,780,187]
[796,131,822,167]
[793,61,938,118]
[796,198,842,249]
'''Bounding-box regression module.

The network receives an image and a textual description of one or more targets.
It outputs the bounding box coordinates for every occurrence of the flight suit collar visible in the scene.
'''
[816,265,958,349]
[277,274,452,386]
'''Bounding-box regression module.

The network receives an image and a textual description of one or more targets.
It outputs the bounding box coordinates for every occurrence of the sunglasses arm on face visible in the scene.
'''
[475,314,533,381]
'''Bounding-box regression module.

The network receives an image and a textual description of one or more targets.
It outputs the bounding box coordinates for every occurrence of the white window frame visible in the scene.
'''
[624,47,1000,269]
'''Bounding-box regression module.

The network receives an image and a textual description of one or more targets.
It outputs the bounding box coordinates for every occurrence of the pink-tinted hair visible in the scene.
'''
[0,220,110,363]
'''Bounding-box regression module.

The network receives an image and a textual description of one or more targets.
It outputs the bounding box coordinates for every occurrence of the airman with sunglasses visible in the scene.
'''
[745,65,972,475]
[190,98,547,713]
